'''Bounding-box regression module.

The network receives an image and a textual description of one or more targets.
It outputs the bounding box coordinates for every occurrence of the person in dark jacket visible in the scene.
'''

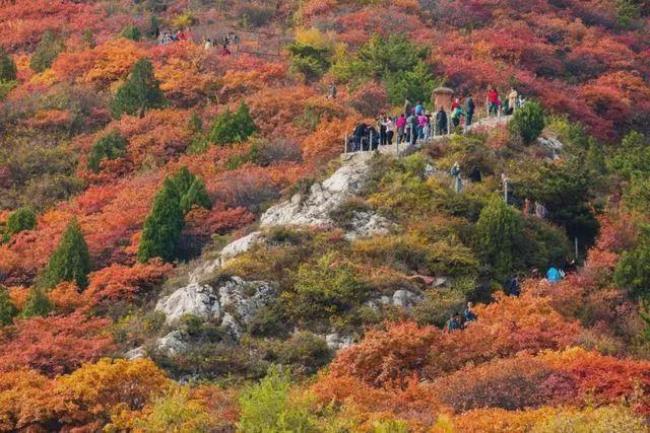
[446,313,462,332]
[436,107,448,135]
[463,302,477,323]
[465,94,475,127]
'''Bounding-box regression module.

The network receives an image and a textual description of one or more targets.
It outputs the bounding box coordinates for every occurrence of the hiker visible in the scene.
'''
[418,112,428,139]
[204,38,213,50]
[463,302,477,323]
[446,313,462,332]
[219,43,231,56]
[396,113,407,144]
[379,114,388,145]
[504,276,521,297]
[546,266,563,283]
[386,116,395,144]
[415,101,424,116]
[487,86,499,116]
[404,99,412,116]
[523,198,532,216]
[534,201,547,219]
[423,113,431,140]
[469,166,482,182]
[409,112,418,145]
[327,83,337,100]
[507,87,518,114]
[465,94,475,127]
[451,105,464,129]
[352,123,368,152]
[451,97,460,111]
[436,107,448,135]
[450,161,463,193]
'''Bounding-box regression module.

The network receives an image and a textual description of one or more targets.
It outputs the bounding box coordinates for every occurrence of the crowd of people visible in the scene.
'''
[346,86,524,153]
[446,301,478,332]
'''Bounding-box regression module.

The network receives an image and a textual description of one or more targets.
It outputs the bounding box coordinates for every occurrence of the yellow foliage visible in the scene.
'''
[295,27,335,49]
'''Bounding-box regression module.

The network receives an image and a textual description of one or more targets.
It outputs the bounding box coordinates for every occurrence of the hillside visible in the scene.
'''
[1,0,650,432]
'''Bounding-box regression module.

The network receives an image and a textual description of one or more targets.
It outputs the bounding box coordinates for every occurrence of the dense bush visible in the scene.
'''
[386,60,441,105]
[509,101,545,144]
[121,24,142,41]
[30,31,65,72]
[288,42,332,82]
[87,131,127,172]
[614,225,650,301]
[0,48,17,82]
[6,207,36,236]
[111,59,165,119]
[208,103,257,145]
[0,286,18,325]
[41,219,91,289]
[236,4,275,28]
[22,287,53,318]
[475,196,525,279]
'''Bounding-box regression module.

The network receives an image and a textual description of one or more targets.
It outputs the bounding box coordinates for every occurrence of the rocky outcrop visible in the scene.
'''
[344,211,394,240]
[325,332,355,351]
[260,154,372,228]
[154,277,276,353]
[156,283,221,325]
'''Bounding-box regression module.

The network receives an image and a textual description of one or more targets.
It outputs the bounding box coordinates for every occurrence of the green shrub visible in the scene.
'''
[6,207,37,235]
[475,196,525,279]
[0,286,18,326]
[41,219,91,289]
[374,419,409,433]
[208,103,257,145]
[0,48,17,82]
[138,167,210,263]
[288,42,332,81]
[238,366,317,433]
[22,287,53,318]
[609,131,649,180]
[271,331,332,374]
[0,80,16,101]
[121,24,142,41]
[509,101,545,144]
[386,60,441,105]
[615,225,650,301]
[111,58,165,119]
[88,131,127,172]
[30,31,65,72]
[286,252,366,325]
[412,287,468,327]
[133,387,214,433]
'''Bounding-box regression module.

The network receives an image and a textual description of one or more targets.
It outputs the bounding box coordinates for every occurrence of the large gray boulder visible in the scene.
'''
[157,331,187,355]
[156,283,221,325]
[260,155,371,227]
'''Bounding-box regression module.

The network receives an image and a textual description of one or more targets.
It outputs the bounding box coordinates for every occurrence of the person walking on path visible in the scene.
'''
[463,302,477,323]
[465,94,475,127]
[487,86,499,116]
[507,87,518,114]
[446,313,463,332]
[409,112,418,145]
[386,116,395,144]
[450,161,463,193]
[396,113,407,144]
[327,83,337,100]
[379,114,388,145]
[451,105,464,129]
[436,107,448,135]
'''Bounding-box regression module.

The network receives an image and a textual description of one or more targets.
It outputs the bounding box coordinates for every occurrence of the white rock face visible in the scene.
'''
[125,346,146,360]
[157,331,187,355]
[156,283,221,325]
[218,276,276,326]
[344,211,394,240]
[392,289,423,308]
[220,231,263,263]
[260,155,371,227]
[325,332,355,351]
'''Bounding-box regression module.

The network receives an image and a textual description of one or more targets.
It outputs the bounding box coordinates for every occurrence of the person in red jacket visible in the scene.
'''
[487,86,499,116]
[396,113,407,144]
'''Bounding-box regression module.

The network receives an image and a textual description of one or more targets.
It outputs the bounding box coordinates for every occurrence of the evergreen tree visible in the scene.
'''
[138,168,211,263]
[0,286,18,326]
[121,24,142,41]
[0,47,17,82]
[476,196,525,279]
[88,130,128,172]
[3,207,37,242]
[509,101,545,144]
[137,178,184,263]
[208,103,257,145]
[615,225,650,301]
[111,58,165,119]
[42,219,91,289]
[22,287,53,318]
[29,31,65,72]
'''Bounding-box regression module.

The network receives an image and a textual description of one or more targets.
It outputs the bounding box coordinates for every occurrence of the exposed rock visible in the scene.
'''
[433,277,450,288]
[260,155,371,228]
[218,277,276,327]
[325,332,355,351]
[157,331,187,355]
[344,211,394,240]
[155,283,221,325]
[220,231,263,263]
[392,289,423,308]
[125,346,146,360]
[221,313,242,340]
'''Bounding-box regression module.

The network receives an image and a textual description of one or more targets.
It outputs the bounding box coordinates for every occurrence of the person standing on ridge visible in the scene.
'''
[508,87,518,114]
[465,94,475,127]
[396,113,407,144]
[436,106,448,135]
[487,86,499,116]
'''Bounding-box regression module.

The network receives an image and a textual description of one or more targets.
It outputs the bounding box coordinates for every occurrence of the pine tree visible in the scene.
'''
[121,24,142,41]
[29,31,65,72]
[88,130,127,172]
[6,207,37,235]
[208,103,257,145]
[138,168,211,263]
[509,101,545,145]
[111,58,165,119]
[0,286,18,326]
[22,287,53,318]
[138,178,184,263]
[42,219,91,289]
[476,196,525,279]
[0,47,17,83]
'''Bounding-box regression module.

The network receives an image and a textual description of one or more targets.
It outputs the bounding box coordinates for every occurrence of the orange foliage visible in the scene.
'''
[0,312,114,376]
[302,115,360,162]
[84,260,172,307]
[50,282,85,314]
[0,369,51,433]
